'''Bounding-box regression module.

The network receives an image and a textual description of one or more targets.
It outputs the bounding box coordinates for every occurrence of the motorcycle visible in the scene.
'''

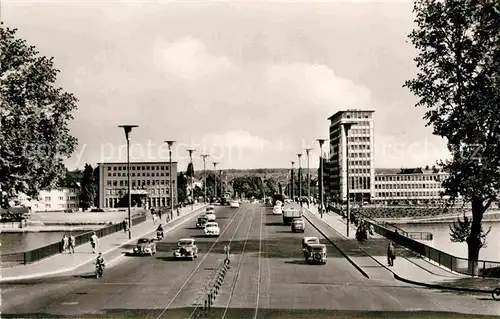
[95,262,105,278]
[156,231,164,240]
[493,287,500,300]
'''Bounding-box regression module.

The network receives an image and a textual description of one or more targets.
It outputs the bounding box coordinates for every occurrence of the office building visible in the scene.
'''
[98,162,178,209]
[327,110,375,203]
[373,167,449,204]
[28,188,80,212]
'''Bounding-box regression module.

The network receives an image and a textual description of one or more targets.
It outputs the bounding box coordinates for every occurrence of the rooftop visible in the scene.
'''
[328,109,375,120]
[99,161,178,165]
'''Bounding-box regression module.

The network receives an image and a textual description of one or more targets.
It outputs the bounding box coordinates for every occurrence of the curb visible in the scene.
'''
[302,212,370,279]
[307,209,493,294]
[0,205,208,282]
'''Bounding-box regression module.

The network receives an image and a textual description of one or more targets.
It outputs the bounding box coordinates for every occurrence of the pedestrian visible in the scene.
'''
[158,209,162,220]
[68,234,75,253]
[387,242,396,267]
[152,212,158,224]
[90,232,98,254]
[123,218,129,233]
[176,206,180,217]
[61,234,69,253]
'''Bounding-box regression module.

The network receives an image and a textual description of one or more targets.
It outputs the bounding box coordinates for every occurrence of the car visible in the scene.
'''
[173,238,199,260]
[204,222,220,236]
[291,218,305,233]
[302,236,320,249]
[133,238,157,256]
[303,243,327,264]
[272,205,282,215]
[230,201,239,208]
[205,212,216,221]
[196,217,208,229]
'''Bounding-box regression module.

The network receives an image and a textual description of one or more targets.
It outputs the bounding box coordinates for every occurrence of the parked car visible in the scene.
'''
[301,237,320,249]
[303,243,327,264]
[291,218,305,233]
[206,206,215,213]
[173,238,198,260]
[204,222,220,236]
[196,217,208,229]
[133,238,157,256]
[272,205,282,215]
[230,201,240,208]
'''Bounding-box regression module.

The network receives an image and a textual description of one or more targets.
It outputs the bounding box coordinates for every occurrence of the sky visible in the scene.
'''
[2,0,450,171]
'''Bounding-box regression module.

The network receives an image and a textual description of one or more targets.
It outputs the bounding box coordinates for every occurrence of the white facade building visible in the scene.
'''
[98,162,178,209]
[327,110,376,203]
[28,188,80,212]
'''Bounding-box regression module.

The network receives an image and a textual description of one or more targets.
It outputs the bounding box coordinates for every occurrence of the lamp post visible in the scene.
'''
[201,154,209,203]
[340,123,357,237]
[290,161,295,201]
[164,141,175,219]
[213,162,219,202]
[317,139,327,218]
[305,148,313,208]
[187,148,195,211]
[297,153,302,206]
[118,125,138,239]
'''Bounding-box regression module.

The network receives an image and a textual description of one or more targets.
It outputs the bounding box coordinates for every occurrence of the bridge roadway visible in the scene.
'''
[1,204,499,318]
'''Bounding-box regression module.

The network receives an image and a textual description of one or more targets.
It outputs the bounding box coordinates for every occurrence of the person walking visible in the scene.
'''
[152,212,158,224]
[90,232,98,254]
[387,242,396,267]
[61,234,69,253]
[123,218,129,233]
[68,234,75,254]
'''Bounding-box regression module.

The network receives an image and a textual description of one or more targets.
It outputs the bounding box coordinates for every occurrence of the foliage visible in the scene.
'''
[186,163,194,178]
[57,169,82,188]
[93,166,100,207]
[0,23,78,207]
[79,164,97,210]
[449,214,491,248]
[404,0,500,264]
[177,172,188,203]
[232,175,276,199]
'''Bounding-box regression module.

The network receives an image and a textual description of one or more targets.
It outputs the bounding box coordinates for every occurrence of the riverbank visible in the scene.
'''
[0,225,102,233]
[378,212,500,224]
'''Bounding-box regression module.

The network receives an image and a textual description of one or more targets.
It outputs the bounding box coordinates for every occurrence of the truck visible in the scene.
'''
[282,205,302,225]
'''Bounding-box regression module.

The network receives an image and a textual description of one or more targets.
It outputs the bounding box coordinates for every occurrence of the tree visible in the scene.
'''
[177,172,188,204]
[404,0,500,274]
[0,23,78,208]
[79,164,97,210]
[93,166,100,207]
[449,214,491,248]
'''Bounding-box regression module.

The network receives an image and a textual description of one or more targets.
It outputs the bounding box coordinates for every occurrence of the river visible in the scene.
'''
[0,231,90,254]
[398,221,500,262]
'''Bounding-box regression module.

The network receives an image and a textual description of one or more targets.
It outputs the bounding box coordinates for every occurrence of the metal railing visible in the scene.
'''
[1,213,147,266]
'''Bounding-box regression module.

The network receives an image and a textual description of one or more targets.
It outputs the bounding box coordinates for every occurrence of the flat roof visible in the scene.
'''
[98,161,178,165]
[328,109,375,120]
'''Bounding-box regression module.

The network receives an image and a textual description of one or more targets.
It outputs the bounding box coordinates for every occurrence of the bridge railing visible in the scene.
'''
[1,213,147,266]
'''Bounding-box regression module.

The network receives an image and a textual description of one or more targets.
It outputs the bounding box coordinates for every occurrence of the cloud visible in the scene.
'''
[154,37,233,81]
[266,62,372,109]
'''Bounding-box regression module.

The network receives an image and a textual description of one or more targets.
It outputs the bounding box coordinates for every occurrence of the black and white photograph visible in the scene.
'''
[1,0,500,318]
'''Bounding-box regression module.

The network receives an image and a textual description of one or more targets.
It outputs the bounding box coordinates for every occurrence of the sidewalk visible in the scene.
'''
[305,205,500,293]
[0,204,208,282]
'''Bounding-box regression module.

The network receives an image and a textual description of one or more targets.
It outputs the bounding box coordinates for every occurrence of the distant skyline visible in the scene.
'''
[3,0,449,172]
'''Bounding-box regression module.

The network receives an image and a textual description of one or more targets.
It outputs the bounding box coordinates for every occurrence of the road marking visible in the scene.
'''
[155,206,246,319]
[253,207,263,319]
[61,301,79,305]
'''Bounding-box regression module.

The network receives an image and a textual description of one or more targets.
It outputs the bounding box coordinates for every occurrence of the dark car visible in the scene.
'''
[196,217,208,229]
[133,238,157,256]
[303,243,327,264]
[291,218,305,233]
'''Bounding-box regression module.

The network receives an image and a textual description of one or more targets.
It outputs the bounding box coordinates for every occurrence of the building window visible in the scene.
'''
[107,181,112,186]
[108,173,111,176]
[113,181,117,186]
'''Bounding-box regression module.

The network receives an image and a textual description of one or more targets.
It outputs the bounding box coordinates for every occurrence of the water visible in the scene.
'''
[399,221,500,262]
[0,231,90,254]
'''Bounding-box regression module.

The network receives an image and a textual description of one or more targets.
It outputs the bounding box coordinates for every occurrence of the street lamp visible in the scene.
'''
[297,153,303,206]
[164,141,175,219]
[118,125,138,239]
[305,148,313,208]
[317,139,327,218]
[187,148,195,210]
[213,162,219,201]
[201,154,209,203]
[291,161,295,201]
[340,122,357,237]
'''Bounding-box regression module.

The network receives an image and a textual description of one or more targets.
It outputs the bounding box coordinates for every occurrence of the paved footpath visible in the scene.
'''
[305,204,500,293]
[0,204,209,282]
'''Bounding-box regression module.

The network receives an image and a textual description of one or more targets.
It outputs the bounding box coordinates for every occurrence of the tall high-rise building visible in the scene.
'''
[327,110,375,203]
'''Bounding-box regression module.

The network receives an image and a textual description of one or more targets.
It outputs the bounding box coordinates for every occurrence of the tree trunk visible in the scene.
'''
[466,197,485,276]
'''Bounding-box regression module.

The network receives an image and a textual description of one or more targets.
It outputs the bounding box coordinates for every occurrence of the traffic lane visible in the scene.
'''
[0,205,240,316]
[214,206,263,310]
[27,205,246,318]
